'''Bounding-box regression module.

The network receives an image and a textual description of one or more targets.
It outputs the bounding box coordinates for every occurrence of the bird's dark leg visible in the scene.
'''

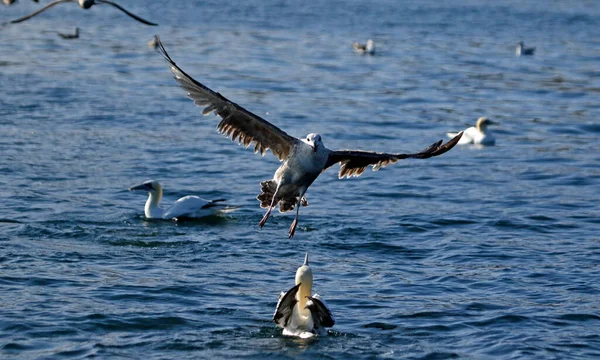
[288,189,306,238]
[259,184,280,228]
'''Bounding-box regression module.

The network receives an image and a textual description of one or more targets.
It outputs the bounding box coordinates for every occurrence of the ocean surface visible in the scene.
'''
[1,0,599,358]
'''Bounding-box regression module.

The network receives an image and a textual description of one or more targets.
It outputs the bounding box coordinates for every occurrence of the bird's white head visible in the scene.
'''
[129,180,164,218]
[366,39,375,52]
[304,133,323,153]
[129,179,162,194]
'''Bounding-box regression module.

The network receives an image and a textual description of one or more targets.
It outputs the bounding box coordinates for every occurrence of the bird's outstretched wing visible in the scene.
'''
[154,36,299,161]
[273,283,300,328]
[9,0,73,24]
[324,132,463,179]
[96,0,157,26]
[306,294,335,329]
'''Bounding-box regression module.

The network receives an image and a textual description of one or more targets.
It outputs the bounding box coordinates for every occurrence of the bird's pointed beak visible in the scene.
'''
[304,252,309,266]
[129,183,148,192]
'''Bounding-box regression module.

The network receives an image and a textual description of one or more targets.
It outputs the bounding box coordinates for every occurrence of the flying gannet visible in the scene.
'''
[8,0,157,26]
[352,39,375,55]
[129,180,235,220]
[447,117,496,146]
[3,0,39,5]
[273,253,334,338]
[516,41,535,56]
[154,36,463,238]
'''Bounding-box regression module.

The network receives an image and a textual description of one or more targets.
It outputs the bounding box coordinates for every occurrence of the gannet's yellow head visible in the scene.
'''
[476,117,496,132]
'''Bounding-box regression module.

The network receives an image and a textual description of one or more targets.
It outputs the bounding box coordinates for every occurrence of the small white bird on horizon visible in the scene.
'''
[447,117,497,146]
[273,253,334,338]
[129,180,236,220]
[353,39,375,55]
[516,41,535,56]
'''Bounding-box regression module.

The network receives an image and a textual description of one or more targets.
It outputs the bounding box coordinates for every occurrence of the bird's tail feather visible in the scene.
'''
[257,180,308,212]
[257,180,278,209]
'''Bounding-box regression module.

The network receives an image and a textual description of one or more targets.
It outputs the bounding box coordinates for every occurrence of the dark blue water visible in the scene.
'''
[1,0,599,358]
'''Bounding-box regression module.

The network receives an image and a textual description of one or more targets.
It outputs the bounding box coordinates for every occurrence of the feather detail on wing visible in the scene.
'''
[324,132,463,179]
[154,36,298,161]
[273,283,301,328]
[96,0,158,26]
[200,199,227,209]
[306,294,335,328]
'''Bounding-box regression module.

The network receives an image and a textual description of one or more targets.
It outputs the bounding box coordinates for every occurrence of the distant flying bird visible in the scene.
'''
[58,26,79,39]
[8,0,158,26]
[273,253,334,338]
[352,39,375,55]
[516,41,535,56]
[3,0,39,5]
[129,180,236,220]
[447,117,496,146]
[154,36,462,238]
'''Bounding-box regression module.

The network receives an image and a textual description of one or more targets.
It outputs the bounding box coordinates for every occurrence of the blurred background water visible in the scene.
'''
[1,0,599,358]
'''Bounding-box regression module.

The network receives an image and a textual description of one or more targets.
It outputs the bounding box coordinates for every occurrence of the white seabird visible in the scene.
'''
[516,41,535,56]
[352,39,375,55]
[3,0,39,5]
[273,253,334,338]
[129,180,235,220]
[154,36,463,238]
[8,0,157,26]
[447,117,496,146]
[58,27,79,39]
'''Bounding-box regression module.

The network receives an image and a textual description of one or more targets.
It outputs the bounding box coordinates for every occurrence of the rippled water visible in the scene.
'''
[1,0,599,358]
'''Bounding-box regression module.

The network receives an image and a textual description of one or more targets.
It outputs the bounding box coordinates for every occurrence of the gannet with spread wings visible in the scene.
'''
[7,0,157,26]
[154,36,462,238]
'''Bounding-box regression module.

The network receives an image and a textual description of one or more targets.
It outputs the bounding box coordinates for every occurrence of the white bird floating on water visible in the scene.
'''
[516,41,535,56]
[7,0,157,26]
[447,117,496,146]
[154,36,462,238]
[58,27,79,39]
[129,180,235,220]
[353,39,375,55]
[273,253,334,338]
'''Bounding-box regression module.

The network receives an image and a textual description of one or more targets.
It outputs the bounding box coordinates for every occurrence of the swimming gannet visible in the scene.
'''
[58,27,79,39]
[154,36,462,238]
[8,0,157,26]
[447,117,496,146]
[129,180,234,220]
[273,253,334,338]
[352,39,375,55]
[516,41,535,56]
